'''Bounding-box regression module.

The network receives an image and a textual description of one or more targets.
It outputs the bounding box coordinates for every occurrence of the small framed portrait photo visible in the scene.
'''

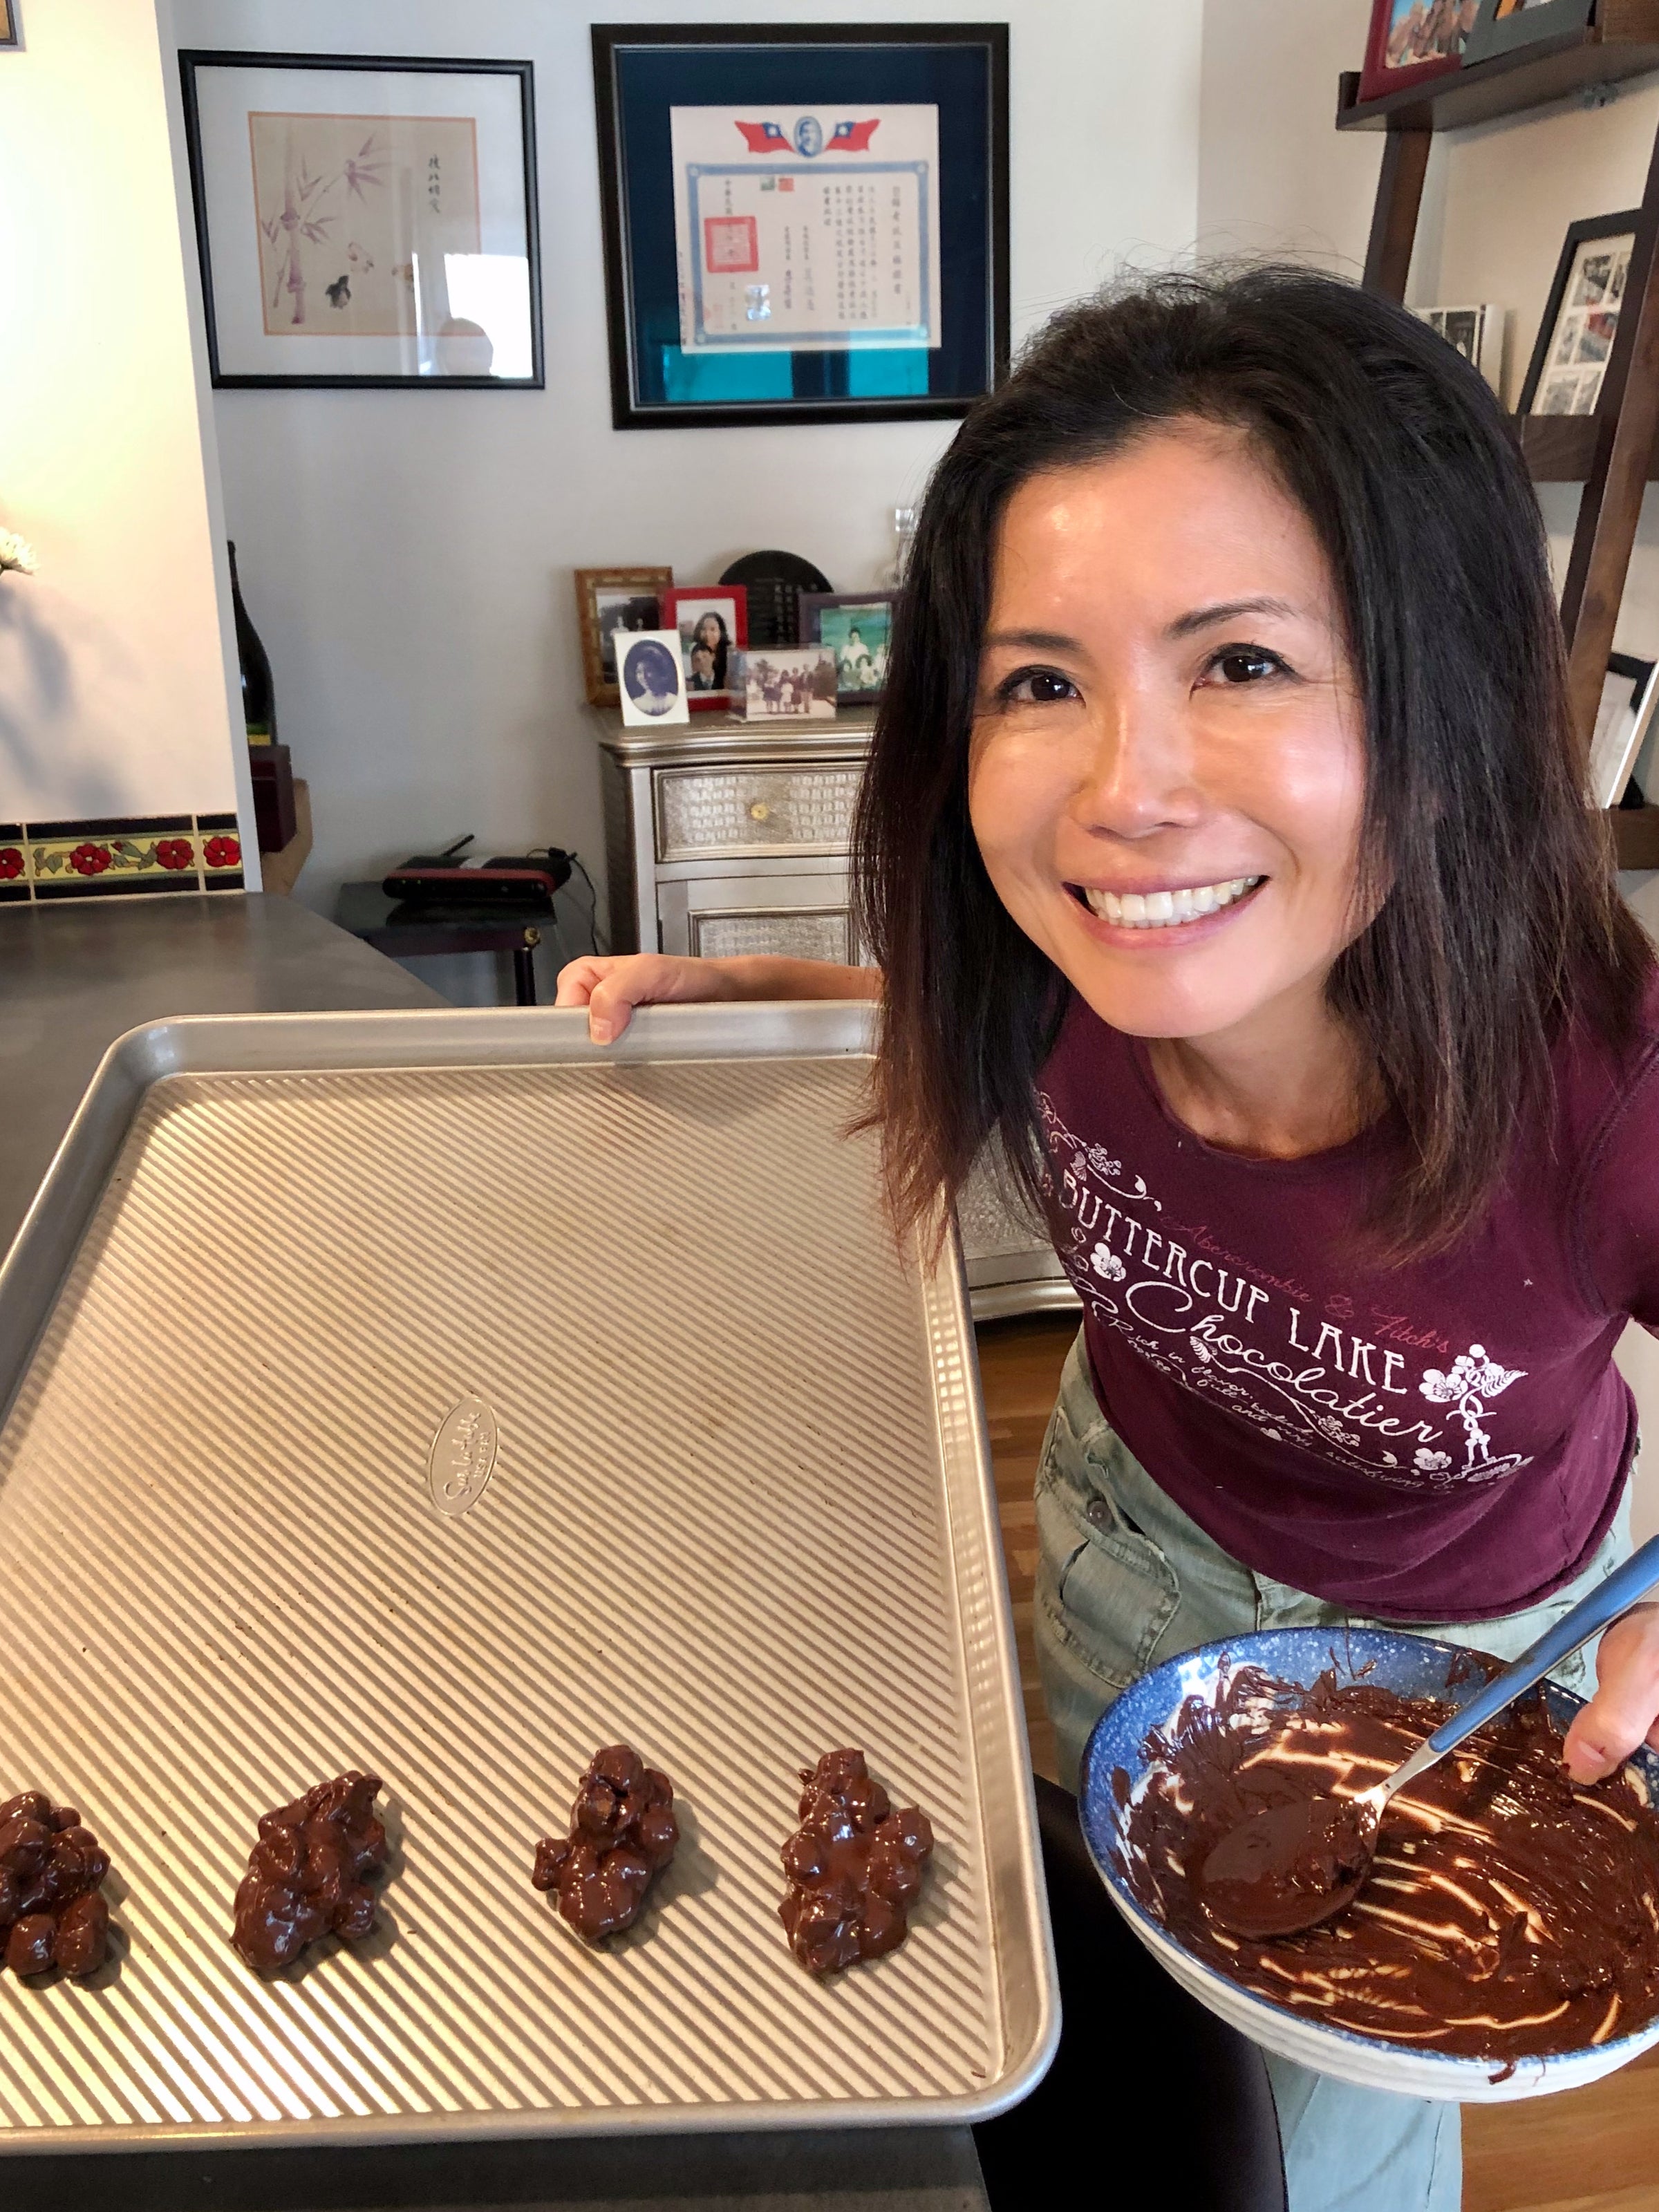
[799,592,897,705]
[1520,210,1638,418]
[662,585,749,712]
[1357,0,1479,103]
[576,566,673,707]
[617,631,690,728]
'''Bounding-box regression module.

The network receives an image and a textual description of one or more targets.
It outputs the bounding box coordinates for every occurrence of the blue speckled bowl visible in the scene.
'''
[1078,1627,1659,2103]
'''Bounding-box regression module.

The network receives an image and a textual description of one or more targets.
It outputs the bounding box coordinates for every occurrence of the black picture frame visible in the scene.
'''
[1463,0,1593,68]
[799,590,897,704]
[1518,207,1639,417]
[178,50,544,391]
[591,22,1009,430]
[0,0,21,50]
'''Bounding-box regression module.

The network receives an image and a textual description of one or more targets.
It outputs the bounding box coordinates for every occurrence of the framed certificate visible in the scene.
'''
[591,24,1008,429]
[178,50,543,388]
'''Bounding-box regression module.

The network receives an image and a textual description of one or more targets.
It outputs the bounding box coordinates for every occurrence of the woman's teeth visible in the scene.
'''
[1081,877,1263,929]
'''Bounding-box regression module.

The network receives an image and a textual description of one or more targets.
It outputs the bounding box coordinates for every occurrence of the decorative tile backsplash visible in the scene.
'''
[0,814,244,901]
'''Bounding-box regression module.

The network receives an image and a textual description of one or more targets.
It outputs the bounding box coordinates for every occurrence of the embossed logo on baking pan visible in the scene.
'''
[427,1395,498,1517]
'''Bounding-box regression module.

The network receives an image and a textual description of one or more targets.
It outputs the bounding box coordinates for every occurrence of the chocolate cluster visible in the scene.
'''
[232,1770,388,1974]
[532,1745,678,1942]
[0,1791,112,1977]
[779,1749,932,1974]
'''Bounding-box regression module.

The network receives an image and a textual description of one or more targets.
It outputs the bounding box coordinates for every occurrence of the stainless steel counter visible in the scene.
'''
[0,893,993,2212]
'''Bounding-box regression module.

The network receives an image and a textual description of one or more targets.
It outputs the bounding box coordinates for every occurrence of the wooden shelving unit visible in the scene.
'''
[1341,1,1659,861]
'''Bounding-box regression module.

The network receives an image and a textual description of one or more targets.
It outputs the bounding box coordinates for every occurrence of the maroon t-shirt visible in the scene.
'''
[1038,986,1659,1620]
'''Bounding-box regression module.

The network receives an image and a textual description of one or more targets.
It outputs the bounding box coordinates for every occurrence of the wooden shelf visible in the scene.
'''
[1337,9,1659,133]
[1613,803,1659,867]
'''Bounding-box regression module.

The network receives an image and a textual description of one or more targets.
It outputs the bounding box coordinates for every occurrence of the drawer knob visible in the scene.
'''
[749,801,771,823]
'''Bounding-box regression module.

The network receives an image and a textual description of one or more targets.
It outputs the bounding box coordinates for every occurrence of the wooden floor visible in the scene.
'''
[975,1313,1659,2212]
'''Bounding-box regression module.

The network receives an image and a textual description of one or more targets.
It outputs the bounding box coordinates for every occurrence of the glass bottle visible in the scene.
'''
[227,541,276,744]
[885,506,917,590]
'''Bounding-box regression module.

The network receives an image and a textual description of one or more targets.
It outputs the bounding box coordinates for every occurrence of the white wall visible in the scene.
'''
[167,0,1203,985]
[1198,0,1381,274]
[0,0,252,839]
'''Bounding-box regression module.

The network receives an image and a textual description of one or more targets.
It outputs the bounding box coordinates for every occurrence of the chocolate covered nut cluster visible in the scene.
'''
[0,1791,112,1977]
[532,1745,678,1942]
[779,1748,933,1974]
[232,1770,388,1974]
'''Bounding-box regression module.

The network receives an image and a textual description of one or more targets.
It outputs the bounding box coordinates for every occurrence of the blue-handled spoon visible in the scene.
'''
[1199,1530,1659,1940]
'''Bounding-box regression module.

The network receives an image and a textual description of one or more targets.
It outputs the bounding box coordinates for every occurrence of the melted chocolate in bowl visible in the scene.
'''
[1115,1666,1659,2059]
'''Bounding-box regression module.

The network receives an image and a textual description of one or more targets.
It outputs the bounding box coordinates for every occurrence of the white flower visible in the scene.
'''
[1089,1242,1125,1282]
[1414,1447,1452,1473]
[0,530,38,577]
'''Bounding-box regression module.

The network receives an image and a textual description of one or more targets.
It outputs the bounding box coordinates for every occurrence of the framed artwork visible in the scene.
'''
[575,567,674,707]
[799,590,897,704]
[1463,0,1593,66]
[662,585,749,713]
[617,632,690,728]
[1356,0,1479,104]
[1519,211,1638,418]
[1591,653,1659,810]
[178,50,543,388]
[590,24,1009,429]
[1,2,21,51]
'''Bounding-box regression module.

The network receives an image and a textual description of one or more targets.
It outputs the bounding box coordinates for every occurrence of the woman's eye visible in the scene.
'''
[1210,647,1285,686]
[999,666,1080,706]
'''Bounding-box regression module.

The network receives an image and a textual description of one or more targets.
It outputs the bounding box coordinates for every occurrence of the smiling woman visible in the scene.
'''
[559,267,1659,2212]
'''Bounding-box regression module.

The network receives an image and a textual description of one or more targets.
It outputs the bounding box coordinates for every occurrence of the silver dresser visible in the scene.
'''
[594,706,1078,1322]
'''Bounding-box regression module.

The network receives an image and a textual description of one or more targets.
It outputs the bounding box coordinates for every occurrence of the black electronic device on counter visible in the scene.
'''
[383,834,572,911]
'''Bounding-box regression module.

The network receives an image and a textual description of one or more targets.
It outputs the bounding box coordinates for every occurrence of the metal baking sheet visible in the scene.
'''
[0,1004,1056,2150]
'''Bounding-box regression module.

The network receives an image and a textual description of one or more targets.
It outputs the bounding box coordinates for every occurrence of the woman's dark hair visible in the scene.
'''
[852,265,1651,1259]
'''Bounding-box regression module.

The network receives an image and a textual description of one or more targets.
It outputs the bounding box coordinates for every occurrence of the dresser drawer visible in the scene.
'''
[653,762,863,862]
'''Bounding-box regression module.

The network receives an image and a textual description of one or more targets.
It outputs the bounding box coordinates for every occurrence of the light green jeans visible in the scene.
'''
[1034,1330,1633,2212]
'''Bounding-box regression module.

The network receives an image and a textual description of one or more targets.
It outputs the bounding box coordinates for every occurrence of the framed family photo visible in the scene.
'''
[799,590,896,704]
[662,585,749,712]
[178,50,543,388]
[1356,0,1479,104]
[590,22,1009,429]
[1519,210,1638,418]
[575,567,675,709]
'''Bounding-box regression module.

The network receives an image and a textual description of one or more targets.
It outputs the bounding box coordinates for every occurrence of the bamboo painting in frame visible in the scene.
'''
[179,50,543,388]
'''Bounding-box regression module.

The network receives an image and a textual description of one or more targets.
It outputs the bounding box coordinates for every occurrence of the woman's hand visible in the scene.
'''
[553,954,738,1044]
[554,952,881,1043]
[1561,1602,1659,1783]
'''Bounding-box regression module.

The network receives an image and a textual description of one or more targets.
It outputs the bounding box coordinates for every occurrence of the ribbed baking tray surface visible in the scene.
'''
[0,1009,1050,2148]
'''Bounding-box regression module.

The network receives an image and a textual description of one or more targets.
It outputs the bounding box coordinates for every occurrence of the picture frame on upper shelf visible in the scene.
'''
[662,585,749,713]
[178,50,543,388]
[590,22,1009,429]
[1519,209,1639,418]
[575,566,675,708]
[1357,0,1480,104]
[1463,0,1594,68]
[1,2,22,52]
[799,590,897,704]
